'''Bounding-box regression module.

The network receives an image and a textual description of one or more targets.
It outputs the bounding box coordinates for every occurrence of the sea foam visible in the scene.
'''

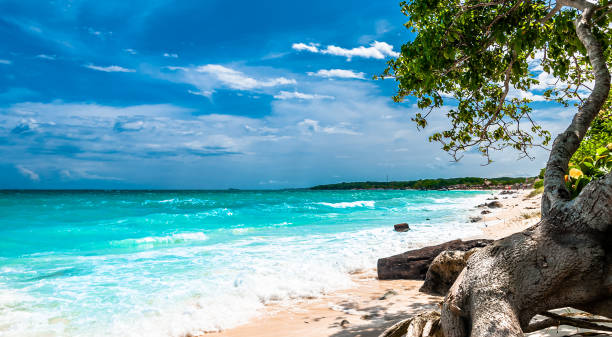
[316,200,376,208]
[109,232,208,247]
[0,189,492,337]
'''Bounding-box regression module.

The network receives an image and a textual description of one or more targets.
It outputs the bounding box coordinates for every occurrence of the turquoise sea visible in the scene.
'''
[0,190,493,337]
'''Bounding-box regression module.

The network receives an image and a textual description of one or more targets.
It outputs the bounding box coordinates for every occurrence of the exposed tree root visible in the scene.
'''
[382,309,612,337]
[380,311,443,337]
[524,312,612,333]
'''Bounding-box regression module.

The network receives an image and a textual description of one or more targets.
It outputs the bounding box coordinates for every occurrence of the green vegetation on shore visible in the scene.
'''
[311,177,532,190]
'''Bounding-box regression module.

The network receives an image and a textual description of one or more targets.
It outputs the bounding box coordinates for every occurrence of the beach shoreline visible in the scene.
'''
[209,189,542,337]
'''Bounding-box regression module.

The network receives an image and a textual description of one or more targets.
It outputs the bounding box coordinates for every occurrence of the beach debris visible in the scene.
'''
[340,319,350,328]
[361,312,381,320]
[328,303,365,316]
[379,289,398,300]
[394,223,411,232]
[476,200,503,208]
[377,239,491,280]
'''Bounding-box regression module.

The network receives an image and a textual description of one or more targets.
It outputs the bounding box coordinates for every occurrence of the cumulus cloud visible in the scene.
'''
[292,41,399,60]
[307,69,365,79]
[163,52,179,58]
[16,165,40,181]
[273,91,334,100]
[291,42,319,52]
[84,64,136,73]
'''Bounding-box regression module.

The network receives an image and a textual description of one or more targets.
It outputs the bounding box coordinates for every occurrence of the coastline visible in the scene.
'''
[209,189,543,337]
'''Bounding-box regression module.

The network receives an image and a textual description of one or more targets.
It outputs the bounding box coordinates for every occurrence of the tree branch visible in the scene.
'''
[542,2,611,217]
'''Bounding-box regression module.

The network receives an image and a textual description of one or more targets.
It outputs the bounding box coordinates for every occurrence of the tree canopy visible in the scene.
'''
[382,0,612,163]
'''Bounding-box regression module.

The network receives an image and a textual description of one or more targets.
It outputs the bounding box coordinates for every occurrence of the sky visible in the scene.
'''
[0,0,575,189]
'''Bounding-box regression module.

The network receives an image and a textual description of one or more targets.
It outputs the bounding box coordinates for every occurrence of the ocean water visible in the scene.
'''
[0,189,493,337]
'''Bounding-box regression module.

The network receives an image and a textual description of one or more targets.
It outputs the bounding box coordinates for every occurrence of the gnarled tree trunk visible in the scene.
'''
[397,1,612,336]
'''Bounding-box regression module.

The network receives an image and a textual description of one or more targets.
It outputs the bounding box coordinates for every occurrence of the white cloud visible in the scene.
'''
[292,41,399,60]
[274,91,334,100]
[291,42,319,53]
[16,165,40,181]
[195,64,296,90]
[297,119,360,135]
[84,64,136,73]
[35,54,56,60]
[188,90,213,98]
[123,48,138,55]
[0,59,12,65]
[307,69,365,79]
[161,64,296,96]
[163,52,179,58]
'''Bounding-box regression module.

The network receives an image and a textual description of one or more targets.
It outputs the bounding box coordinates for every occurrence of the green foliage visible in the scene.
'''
[533,179,544,189]
[572,112,612,163]
[538,168,546,179]
[311,177,532,190]
[565,144,612,198]
[382,0,612,162]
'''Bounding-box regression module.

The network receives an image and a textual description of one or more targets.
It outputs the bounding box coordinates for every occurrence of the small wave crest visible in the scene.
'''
[316,200,375,208]
[110,232,208,248]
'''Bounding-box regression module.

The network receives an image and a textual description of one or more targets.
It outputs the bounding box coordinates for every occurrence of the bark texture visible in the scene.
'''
[437,1,612,334]
[387,1,612,336]
[420,249,480,296]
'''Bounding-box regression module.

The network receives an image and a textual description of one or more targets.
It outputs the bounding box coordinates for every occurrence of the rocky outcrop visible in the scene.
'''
[394,223,411,232]
[419,248,481,295]
[376,239,492,280]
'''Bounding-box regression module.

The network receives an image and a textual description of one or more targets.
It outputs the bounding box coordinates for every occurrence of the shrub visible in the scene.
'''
[565,144,612,199]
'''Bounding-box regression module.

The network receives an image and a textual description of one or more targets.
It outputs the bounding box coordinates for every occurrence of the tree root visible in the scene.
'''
[524,311,612,333]
[379,311,443,337]
[381,310,612,337]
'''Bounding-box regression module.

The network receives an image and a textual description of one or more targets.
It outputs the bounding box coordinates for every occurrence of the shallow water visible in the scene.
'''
[0,189,492,337]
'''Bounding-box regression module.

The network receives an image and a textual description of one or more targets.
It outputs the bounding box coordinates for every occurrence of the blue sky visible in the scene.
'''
[0,0,573,189]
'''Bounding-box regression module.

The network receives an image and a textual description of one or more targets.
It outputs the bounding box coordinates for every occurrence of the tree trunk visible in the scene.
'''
[395,1,612,336]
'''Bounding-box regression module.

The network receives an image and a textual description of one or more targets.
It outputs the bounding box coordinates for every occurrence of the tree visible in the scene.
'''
[381,0,612,336]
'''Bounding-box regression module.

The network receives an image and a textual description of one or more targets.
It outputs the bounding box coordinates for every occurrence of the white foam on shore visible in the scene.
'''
[316,200,376,208]
[104,221,485,337]
[0,192,492,337]
[109,232,208,247]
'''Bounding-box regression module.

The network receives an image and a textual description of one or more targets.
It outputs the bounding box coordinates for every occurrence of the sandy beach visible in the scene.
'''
[211,189,554,337]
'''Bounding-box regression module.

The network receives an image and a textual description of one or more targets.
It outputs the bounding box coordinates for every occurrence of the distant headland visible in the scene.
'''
[310,176,534,190]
